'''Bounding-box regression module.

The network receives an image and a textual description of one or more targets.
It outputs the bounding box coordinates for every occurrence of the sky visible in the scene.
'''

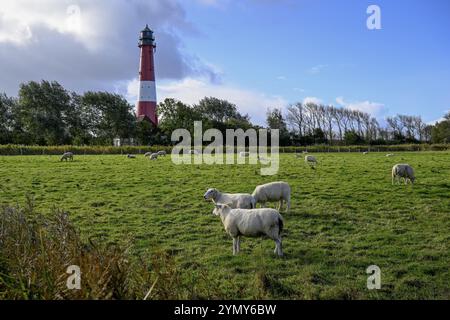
[0,0,449,125]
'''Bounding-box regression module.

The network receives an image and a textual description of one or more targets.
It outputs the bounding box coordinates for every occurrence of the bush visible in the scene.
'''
[0,199,230,300]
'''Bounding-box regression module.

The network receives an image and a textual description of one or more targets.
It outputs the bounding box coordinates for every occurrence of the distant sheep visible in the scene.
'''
[157,150,167,157]
[386,153,394,157]
[363,151,369,155]
[189,150,199,155]
[144,152,152,157]
[60,152,74,162]
[239,151,250,157]
[204,188,255,209]
[305,155,317,166]
[149,153,158,160]
[212,204,284,256]
[127,154,136,159]
[252,181,291,213]
[392,164,415,185]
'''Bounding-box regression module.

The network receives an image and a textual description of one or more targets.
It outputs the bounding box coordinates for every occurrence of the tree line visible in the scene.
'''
[0,80,449,146]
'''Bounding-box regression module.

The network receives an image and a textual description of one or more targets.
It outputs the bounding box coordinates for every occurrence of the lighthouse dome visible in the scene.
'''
[139,24,155,47]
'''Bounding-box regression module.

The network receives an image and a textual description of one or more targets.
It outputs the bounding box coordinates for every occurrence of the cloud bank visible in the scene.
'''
[0,0,219,96]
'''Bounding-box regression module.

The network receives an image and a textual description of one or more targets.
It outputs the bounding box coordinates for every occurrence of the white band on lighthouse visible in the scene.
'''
[137,81,157,102]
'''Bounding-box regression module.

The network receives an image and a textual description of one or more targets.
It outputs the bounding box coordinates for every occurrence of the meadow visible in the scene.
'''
[0,151,449,299]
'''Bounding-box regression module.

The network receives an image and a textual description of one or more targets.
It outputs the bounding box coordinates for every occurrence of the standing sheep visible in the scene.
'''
[60,152,74,162]
[204,188,255,209]
[144,152,152,157]
[252,181,291,213]
[149,153,158,160]
[157,150,167,157]
[305,155,317,167]
[392,164,415,185]
[212,204,284,256]
[127,154,136,159]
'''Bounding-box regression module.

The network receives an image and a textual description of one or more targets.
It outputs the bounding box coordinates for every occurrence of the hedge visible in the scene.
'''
[0,144,449,156]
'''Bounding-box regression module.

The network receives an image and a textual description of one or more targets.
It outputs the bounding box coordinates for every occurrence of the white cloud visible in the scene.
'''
[308,64,327,74]
[127,77,287,125]
[303,96,323,105]
[276,75,287,80]
[336,96,387,118]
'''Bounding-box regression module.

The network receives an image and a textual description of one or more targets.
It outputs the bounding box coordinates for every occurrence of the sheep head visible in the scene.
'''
[203,188,218,201]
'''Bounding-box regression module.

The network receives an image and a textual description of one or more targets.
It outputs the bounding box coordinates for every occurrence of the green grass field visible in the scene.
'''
[0,152,449,299]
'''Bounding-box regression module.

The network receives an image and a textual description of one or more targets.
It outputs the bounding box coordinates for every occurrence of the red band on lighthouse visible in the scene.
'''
[136,25,157,125]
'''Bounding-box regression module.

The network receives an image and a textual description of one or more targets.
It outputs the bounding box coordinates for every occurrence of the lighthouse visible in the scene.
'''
[136,25,157,125]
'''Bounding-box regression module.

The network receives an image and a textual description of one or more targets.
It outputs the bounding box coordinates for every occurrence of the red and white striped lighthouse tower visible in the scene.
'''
[136,25,157,125]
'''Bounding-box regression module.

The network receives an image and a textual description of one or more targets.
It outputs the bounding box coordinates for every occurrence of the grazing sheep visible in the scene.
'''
[363,151,368,155]
[149,153,158,160]
[239,151,250,157]
[157,150,167,157]
[252,181,291,213]
[127,154,136,159]
[204,188,256,209]
[212,204,284,256]
[257,155,269,164]
[144,152,152,157]
[392,164,415,185]
[386,153,394,157]
[305,155,317,166]
[60,152,74,162]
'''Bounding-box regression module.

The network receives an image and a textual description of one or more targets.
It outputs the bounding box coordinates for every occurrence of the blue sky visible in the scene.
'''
[164,0,450,123]
[0,0,449,125]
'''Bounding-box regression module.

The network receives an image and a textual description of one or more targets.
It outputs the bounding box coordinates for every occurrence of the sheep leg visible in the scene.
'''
[232,237,238,255]
[274,239,283,256]
[278,200,283,211]
[286,199,290,213]
[236,236,240,253]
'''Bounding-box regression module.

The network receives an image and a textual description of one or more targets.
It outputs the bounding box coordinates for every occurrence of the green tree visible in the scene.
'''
[431,112,450,143]
[17,81,71,145]
[81,91,136,144]
[158,98,203,136]
[0,93,16,144]
[344,130,365,145]
[266,108,291,146]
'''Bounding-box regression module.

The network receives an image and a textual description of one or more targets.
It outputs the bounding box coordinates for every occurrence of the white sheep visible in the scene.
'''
[144,152,152,157]
[239,151,250,157]
[305,155,317,166]
[157,150,167,157]
[204,188,256,209]
[189,150,199,155]
[149,153,158,160]
[386,153,394,157]
[252,181,291,213]
[363,151,368,155]
[60,152,74,162]
[212,204,284,256]
[127,154,136,159]
[392,164,415,185]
